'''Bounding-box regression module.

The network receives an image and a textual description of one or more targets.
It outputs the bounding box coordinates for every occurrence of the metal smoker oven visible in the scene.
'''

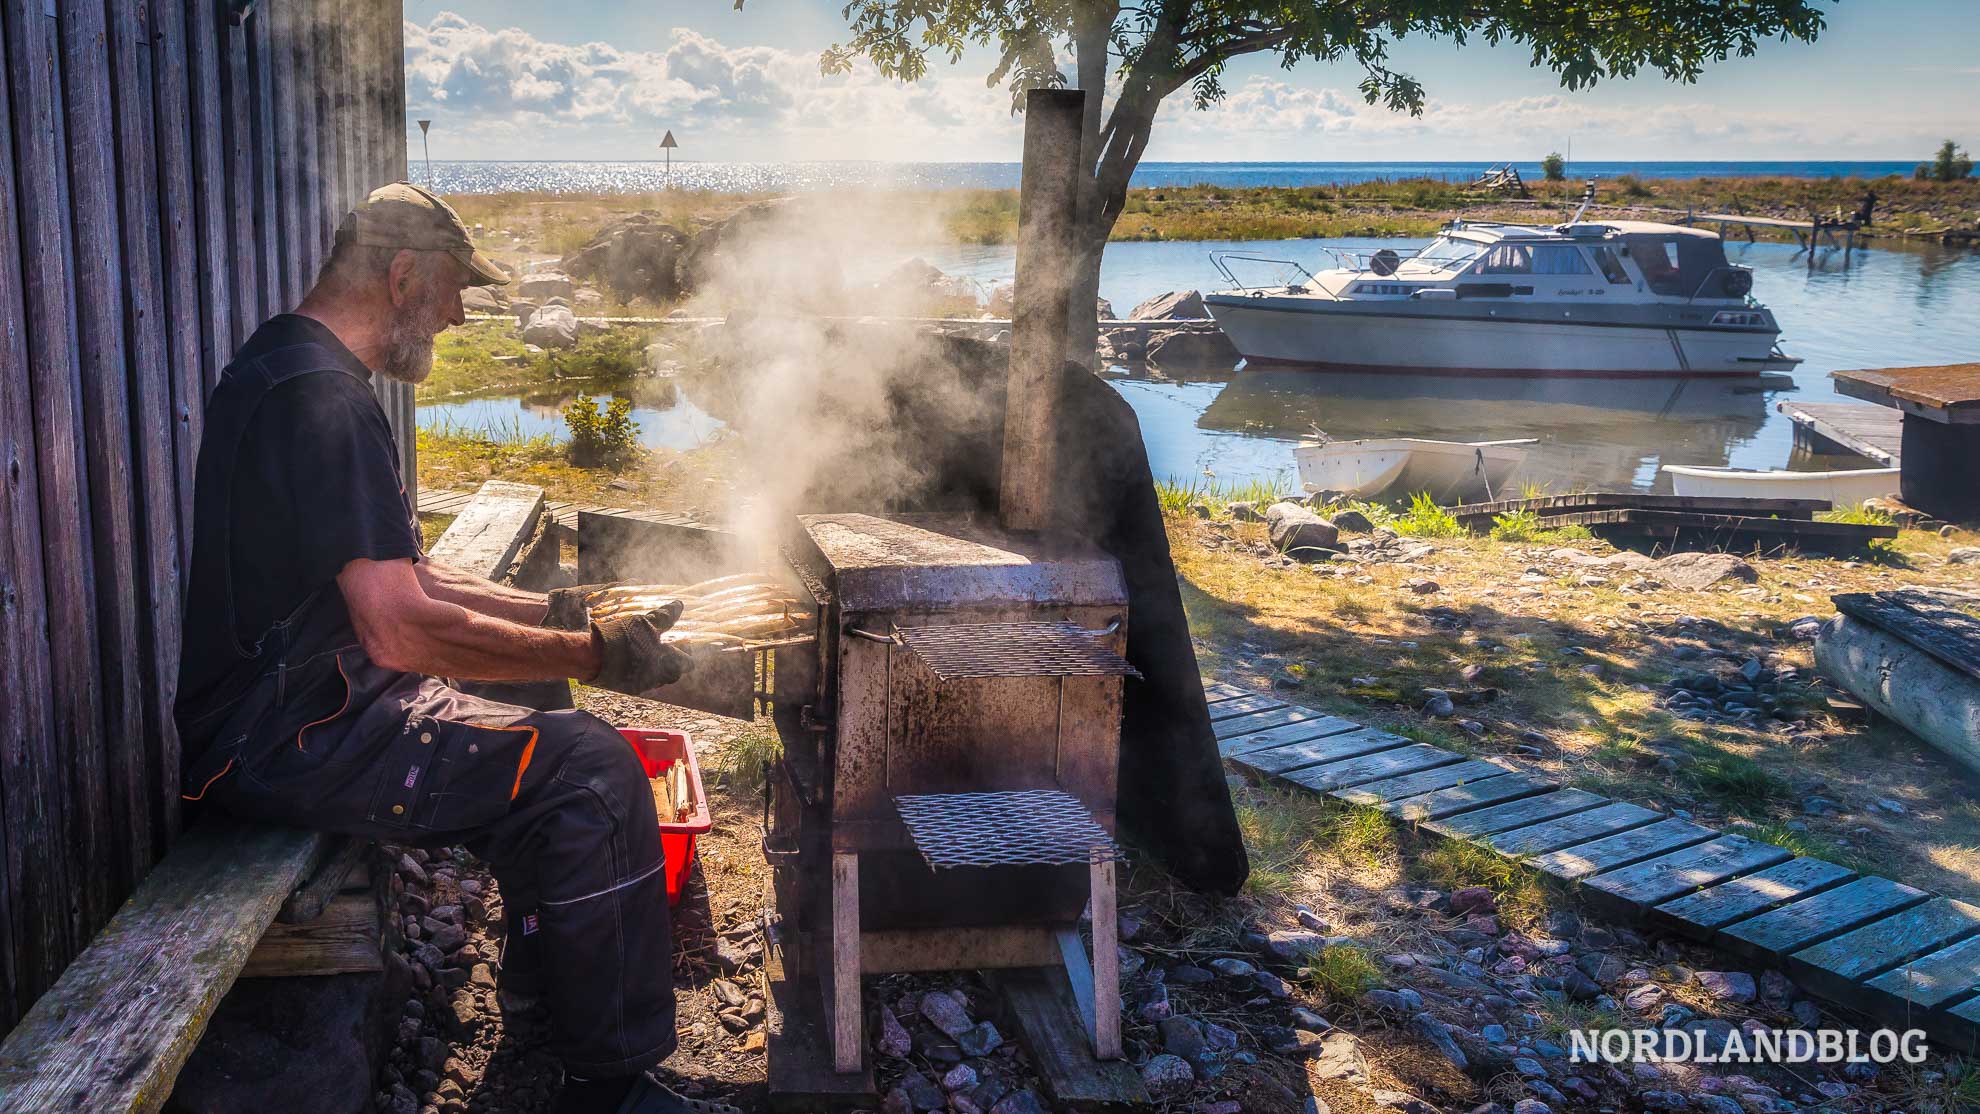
[769,511,1134,1072]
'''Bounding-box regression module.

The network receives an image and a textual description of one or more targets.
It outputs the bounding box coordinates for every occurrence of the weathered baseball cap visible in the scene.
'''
[337,181,509,286]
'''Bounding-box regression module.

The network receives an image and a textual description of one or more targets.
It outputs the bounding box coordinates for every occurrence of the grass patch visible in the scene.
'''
[1489,508,1547,541]
[1729,819,1869,873]
[1235,786,1333,896]
[1690,751,1788,806]
[422,323,651,401]
[1818,501,1898,526]
[1414,837,1551,928]
[1537,523,1596,543]
[1154,474,1297,516]
[710,726,782,796]
[1394,491,1465,538]
[1538,997,1626,1042]
[1301,943,1385,1003]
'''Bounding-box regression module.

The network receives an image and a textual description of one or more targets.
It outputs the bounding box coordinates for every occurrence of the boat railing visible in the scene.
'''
[1209,250,1321,293]
[1313,244,1429,273]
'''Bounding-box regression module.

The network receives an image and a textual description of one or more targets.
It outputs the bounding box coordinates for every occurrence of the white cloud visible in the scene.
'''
[403,13,1021,161]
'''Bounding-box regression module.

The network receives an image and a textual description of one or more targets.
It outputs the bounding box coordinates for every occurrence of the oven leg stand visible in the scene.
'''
[1056,860,1122,1060]
[831,851,863,1073]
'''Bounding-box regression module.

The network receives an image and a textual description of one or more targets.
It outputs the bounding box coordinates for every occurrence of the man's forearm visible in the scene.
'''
[416,558,551,625]
[384,598,600,682]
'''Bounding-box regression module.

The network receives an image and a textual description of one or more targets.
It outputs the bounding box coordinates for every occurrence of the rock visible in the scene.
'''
[1253,970,1291,998]
[1327,508,1373,533]
[942,1064,978,1092]
[1292,1008,1332,1033]
[1136,983,1173,1022]
[1262,1025,1326,1056]
[1303,1100,1332,1114]
[1695,970,1757,1003]
[1651,552,1758,589]
[956,1021,1003,1057]
[1790,1000,1822,1028]
[1947,547,1980,565]
[1198,957,1254,980]
[1404,579,1441,595]
[1560,968,1602,1002]
[1623,984,1666,1012]
[876,1004,913,1059]
[397,853,428,887]
[1638,1092,1687,1111]
[1512,1099,1551,1114]
[1788,615,1824,640]
[919,989,973,1037]
[460,285,507,314]
[988,1090,1048,1114]
[561,214,689,302]
[1310,1033,1368,1082]
[881,1086,913,1114]
[1129,290,1208,320]
[913,1030,963,1063]
[1139,1053,1195,1096]
[1145,328,1240,370]
[1263,930,1328,963]
[1449,886,1496,914]
[1226,501,1264,523]
[898,1069,945,1112]
[1421,690,1456,718]
[519,304,579,349]
[1694,1097,1744,1114]
[515,270,574,302]
[1577,952,1627,984]
[1412,1013,1468,1069]
[1371,1091,1438,1114]
[1160,1017,1209,1062]
[1265,502,1341,559]
[1166,964,1217,985]
[1513,1056,1548,1078]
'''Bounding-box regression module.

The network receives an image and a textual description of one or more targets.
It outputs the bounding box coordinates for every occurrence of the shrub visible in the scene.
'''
[1918,140,1974,182]
[1541,152,1567,182]
[1613,174,1656,200]
[1395,491,1464,538]
[1490,508,1546,541]
[564,394,640,468]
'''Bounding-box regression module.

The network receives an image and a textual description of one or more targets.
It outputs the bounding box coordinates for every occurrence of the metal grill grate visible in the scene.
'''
[894,789,1124,870]
[895,621,1139,681]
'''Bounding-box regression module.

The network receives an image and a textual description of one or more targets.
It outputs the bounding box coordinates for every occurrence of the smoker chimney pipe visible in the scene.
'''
[1000,88,1086,533]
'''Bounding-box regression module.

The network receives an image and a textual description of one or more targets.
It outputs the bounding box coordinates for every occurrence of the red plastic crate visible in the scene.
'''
[619,728,713,905]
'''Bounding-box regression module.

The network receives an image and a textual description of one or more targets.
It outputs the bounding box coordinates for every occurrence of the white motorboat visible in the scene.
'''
[1296,437,1537,503]
[1203,217,1799,377]
[1662,464,1900,505]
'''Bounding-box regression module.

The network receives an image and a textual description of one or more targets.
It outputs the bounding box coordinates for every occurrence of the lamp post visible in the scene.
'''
[417,120,433,188]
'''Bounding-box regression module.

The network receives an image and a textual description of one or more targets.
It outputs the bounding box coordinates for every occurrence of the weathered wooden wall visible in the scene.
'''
[0,0,411,1030]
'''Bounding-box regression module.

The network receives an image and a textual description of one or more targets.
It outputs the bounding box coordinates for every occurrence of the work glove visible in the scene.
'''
[542,582,622,631]
[588,601,695,694]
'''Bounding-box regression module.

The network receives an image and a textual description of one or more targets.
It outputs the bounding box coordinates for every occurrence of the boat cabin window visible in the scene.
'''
[1629,236,1687,296]
[1592,245,1631,284]
[1479,244,1532,274]
[1401,238,1484,273]
[1531,245,1592,275]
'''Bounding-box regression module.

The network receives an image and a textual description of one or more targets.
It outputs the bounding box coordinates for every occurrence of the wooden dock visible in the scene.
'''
[1685,212,1858,268]
[418,487,709,533]
[1779,401,1904,465]
[1205,681,1980,1053]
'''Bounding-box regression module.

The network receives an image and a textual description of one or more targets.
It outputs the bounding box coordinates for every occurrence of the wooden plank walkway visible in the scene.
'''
[417,487,710,533]
[1205,680,1980,1054]
[1778,400,1903,465]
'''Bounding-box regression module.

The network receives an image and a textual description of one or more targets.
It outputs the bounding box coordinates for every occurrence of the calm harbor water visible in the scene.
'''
[419,235,1979,494]
[427,159,1920,195]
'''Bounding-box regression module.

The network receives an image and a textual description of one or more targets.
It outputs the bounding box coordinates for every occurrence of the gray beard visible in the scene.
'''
[377,300,441,384]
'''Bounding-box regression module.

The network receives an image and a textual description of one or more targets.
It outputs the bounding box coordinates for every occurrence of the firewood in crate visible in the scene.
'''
[650,762,691,824]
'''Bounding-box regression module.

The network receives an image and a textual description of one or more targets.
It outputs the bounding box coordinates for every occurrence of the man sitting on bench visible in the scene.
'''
[175,183,711,1114]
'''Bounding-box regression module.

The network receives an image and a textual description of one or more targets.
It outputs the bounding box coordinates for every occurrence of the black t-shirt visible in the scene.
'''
[178,315,422,707]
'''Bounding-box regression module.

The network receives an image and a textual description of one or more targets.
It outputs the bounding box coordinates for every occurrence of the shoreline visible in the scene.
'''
[444,174,1979,252]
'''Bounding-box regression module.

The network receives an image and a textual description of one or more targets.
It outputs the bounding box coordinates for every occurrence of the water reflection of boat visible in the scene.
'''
[1295,437,1535,502]
[1662,464,1900,504]
[1198,370,1782,493]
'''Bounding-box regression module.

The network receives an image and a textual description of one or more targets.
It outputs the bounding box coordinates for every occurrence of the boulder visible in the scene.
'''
[561,213,689,303]
[460,285,507,313]
[1095,297,1116,320]
[1266,502,1341,560]
[1145,328,1240,370]
[516,270,574,302]
[876,257,981,314]
[519,305,578,349]
[1650,552,1758,590]
[986,283,1014,318]
[1330,508,1374,533]
[1129,289,1208,320]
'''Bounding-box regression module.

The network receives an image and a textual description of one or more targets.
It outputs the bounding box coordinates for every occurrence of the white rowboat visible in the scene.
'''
[1296,437,1537,503]
[1661,464,1900,505]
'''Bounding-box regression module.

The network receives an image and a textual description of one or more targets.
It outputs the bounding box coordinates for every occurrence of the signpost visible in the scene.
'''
[660,129,678,187]
[417,119,433,188]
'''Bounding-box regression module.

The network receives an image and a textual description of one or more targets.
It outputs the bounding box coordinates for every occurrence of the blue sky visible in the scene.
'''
[402,1,1980,163]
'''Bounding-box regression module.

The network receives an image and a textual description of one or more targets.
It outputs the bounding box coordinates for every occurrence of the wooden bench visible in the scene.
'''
[0,481,550,1111]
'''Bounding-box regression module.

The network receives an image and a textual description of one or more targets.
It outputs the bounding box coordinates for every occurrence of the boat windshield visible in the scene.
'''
[1399,237,1485,273]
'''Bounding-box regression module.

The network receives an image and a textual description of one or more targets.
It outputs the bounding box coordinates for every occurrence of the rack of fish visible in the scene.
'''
[583,573,814,654]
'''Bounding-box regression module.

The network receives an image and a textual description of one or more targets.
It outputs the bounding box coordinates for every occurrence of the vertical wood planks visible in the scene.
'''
[106,0,187,876]
[220,8,261,341]
[184,0,233,390]
[245,5,282,315]
[0,0,60,1025]
[147,0,205,572]
[5,0,99,969]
